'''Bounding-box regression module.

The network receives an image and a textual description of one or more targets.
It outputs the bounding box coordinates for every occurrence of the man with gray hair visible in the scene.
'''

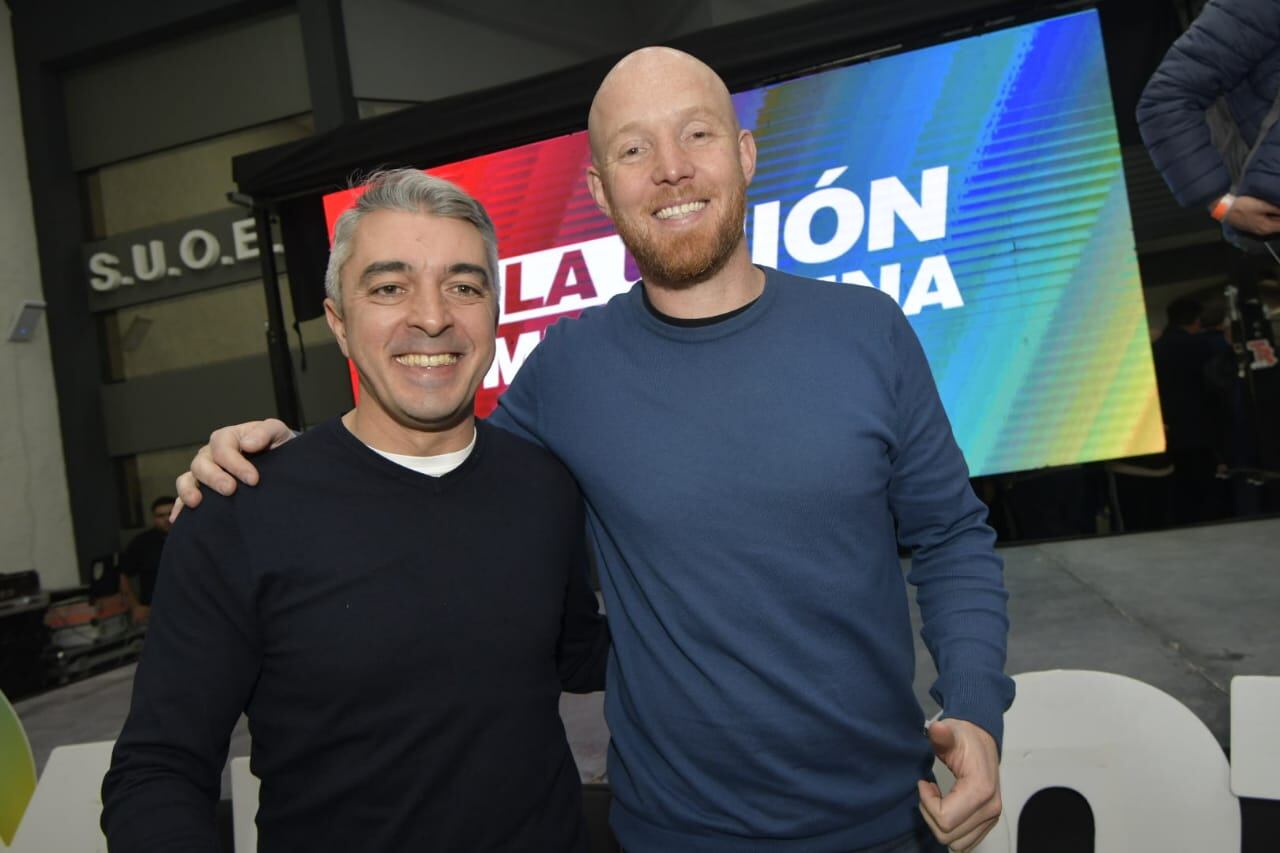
[101,168,609,852]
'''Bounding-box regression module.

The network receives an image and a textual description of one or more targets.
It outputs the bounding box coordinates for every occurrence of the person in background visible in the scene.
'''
[1138,0,1280,516]
[117,495,174,625]
[1137,0,1280,250]
[1152,298,1230,523]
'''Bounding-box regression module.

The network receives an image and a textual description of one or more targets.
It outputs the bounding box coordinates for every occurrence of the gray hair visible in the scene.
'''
[324,168,501,310]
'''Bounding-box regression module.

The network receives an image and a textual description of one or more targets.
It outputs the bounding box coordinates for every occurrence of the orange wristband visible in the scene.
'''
[1211,193,1237,221]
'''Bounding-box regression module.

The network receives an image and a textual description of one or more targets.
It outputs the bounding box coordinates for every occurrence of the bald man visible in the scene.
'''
[180,48,1013,853]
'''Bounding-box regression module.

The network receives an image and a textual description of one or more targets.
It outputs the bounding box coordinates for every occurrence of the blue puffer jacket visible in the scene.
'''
[1137,0,1280,210]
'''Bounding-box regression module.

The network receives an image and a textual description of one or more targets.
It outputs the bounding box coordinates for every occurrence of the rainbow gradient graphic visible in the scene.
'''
[738,9,1162,473]
[325,9,1161,477]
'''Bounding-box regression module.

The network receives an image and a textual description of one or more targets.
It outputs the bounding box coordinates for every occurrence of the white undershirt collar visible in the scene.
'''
[366,427,477,478]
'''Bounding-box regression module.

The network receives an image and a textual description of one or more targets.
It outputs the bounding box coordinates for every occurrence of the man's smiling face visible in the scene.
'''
[587,48,756,290]
[325,209,497,453]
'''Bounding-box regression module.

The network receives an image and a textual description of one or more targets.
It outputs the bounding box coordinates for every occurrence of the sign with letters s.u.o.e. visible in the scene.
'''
[83,208,285,313]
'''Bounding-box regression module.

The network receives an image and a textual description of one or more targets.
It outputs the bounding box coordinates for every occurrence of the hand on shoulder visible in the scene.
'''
[174,418,296,515]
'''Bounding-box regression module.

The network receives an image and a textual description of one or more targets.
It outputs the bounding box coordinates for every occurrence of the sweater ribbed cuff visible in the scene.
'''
[936,669,1016,753]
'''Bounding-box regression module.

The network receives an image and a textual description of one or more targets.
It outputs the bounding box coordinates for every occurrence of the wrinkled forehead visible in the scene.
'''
[588,48,738,154]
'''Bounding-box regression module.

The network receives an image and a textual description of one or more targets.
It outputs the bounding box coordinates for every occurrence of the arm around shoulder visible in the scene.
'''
[178,418,297,508]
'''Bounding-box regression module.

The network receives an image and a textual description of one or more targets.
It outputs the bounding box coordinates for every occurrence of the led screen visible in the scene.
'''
[324,9,1163,476]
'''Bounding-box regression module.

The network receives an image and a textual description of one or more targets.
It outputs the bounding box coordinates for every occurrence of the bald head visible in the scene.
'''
[588,47,740,164]
[583,46,757,291]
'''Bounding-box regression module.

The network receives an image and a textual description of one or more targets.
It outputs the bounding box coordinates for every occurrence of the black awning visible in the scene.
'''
[231,0,1039,203]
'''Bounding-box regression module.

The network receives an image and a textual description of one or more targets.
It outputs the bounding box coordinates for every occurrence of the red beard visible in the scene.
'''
[612,180,747,290]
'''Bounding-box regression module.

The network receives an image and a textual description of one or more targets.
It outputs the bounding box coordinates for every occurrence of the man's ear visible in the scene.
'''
[739,129,758,186]
[324,297,350,358]
[586,165,613,219]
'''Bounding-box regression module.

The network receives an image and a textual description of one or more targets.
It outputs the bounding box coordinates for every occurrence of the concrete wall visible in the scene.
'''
[0,9,78,589]
[343,0,822,105]
[62,9,309,171]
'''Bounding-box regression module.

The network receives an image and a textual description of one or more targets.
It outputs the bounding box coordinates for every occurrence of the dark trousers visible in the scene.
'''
[620,825,948,853]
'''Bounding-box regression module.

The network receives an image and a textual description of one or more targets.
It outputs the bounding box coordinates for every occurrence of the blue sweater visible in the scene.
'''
[490,266,1013,852]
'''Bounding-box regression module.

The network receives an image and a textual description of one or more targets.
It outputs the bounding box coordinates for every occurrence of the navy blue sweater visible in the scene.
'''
[490,267,1013,852]
[101,418,608,852]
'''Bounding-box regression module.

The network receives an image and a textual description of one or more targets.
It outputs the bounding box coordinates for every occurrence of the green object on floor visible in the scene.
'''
[0,690,37,845]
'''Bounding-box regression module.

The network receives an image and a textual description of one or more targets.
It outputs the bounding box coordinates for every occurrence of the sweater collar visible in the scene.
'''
[625,266,780,341]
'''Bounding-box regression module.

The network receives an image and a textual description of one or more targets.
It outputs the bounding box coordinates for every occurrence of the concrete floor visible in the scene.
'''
[13,517,1279,796]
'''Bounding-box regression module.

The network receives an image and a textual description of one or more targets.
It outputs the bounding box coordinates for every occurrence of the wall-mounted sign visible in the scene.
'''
[83,208,285,313]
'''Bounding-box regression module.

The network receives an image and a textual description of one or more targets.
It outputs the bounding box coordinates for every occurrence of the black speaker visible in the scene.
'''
[0,571,50,700]
[88,554,121,601]
[278,195,331,323]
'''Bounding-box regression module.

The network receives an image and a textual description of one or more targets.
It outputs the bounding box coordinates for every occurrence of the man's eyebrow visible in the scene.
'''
[608,106,720,144]
[359,260,412,282]
[447,262,491,287]
[358,259,490,287]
